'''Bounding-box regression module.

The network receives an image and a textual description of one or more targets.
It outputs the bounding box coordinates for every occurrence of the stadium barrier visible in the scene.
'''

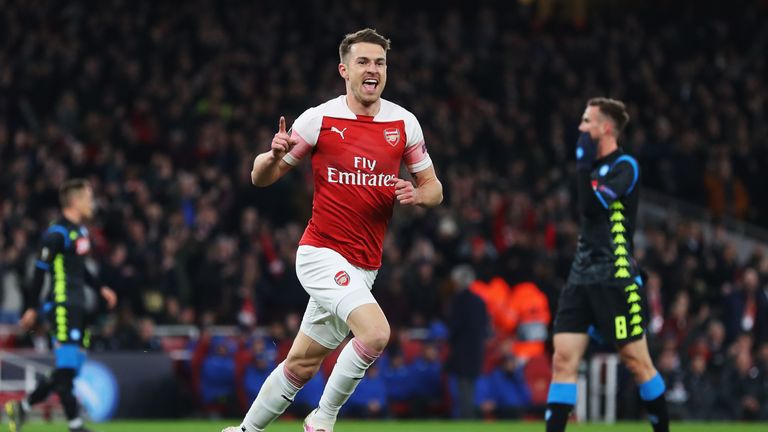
[0,350,181,420]
[576,353,619,423]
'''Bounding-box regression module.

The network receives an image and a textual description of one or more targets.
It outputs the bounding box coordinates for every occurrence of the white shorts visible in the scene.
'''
[295,245,378,349]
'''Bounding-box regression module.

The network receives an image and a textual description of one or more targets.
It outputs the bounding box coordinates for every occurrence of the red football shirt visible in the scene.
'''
[283,96,432,269]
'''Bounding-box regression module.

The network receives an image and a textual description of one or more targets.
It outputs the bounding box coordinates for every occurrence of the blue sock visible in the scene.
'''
[546,382,576,432]
[639,372,665,401]
[639,372,669,432]
[547,382,577,404]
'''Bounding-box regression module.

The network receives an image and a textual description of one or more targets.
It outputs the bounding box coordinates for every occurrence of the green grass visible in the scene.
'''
[10,420,768,432]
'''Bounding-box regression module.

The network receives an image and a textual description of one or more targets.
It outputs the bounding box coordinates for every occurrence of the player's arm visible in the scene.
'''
[21,231,63,329]
[84,267,117,310]
[396,121,442,207]
[395,165,443,207]
[251,116,298,187]
[594,156,639,208]
[576,132,598,171]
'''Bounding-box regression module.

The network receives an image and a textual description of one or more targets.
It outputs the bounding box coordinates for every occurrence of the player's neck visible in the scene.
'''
[345,94,380,117]
[62,208,82,225]
[597,137,618,158]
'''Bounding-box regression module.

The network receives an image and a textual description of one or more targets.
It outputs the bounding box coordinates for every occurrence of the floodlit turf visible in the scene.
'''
[10,420,768,432]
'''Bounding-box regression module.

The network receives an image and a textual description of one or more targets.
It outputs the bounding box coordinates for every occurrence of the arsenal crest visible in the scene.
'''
[383,128,400,146]
[334,271,350,286]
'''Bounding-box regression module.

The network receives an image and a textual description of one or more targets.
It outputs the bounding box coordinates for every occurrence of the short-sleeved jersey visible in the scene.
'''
[34,217,93,307]
[283,96,433,270]
[568,150,640,284]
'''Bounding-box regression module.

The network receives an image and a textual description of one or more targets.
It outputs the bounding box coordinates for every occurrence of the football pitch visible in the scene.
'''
[11,420,768,432]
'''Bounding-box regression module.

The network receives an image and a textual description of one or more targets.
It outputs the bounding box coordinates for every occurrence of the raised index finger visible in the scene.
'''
[278,116,287,133]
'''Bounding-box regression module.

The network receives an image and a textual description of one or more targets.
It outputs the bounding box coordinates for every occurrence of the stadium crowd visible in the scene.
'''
[1,0,768,421]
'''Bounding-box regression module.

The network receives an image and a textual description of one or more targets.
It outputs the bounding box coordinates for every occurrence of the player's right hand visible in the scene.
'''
[19,309,37,330]
[100,286,118,310]
[271,116,298,159]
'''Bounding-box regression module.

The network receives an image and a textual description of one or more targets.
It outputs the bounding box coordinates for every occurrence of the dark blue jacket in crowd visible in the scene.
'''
[475,367,531,409]
[346,369,387,411]
[446,289,489,378]
[409,357,442,398]
[201,354,236,403]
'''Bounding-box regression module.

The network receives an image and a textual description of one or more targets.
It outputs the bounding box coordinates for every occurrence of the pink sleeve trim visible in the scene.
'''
[282,131,312,166]
[403,140,432,173]
[403,139,427,164]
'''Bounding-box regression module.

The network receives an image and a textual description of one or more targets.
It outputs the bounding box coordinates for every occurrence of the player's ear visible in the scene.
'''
[338,62,348,80]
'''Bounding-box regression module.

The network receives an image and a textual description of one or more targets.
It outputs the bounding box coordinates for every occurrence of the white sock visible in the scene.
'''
[21,399,31,412]
[241,361,304,432]
[68,417,83,429]
[314,338,380,423]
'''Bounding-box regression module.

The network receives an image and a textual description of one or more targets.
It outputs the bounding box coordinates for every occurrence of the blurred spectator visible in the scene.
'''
[475,353,531,419]
[239,337,276,409]
[720,349,763,421]
[757,342,768,420]
[723,268,768,345]
[380,347,413,406]
[659,291,690,347]
[136,317,163,352]
[445,264,489,419]
[344,363,387,419]
[197,336,237,416]
[682,354,719,420]
[506,281,550,360]
[703,152,750,220]
[705,320,729,376]
[656,344,688,420]
[407,340,445,416]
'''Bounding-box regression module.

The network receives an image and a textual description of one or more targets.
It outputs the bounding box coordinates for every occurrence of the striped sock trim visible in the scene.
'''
[282,364,308,389]
[351,338,380,364]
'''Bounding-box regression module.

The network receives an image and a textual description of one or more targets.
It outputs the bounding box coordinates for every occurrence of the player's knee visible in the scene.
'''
[622,357,644,378]
[358,324,390,353]
[620,350,653,378]
[552,350,578,378]
[283,362,316,387]
[284,356,322,383]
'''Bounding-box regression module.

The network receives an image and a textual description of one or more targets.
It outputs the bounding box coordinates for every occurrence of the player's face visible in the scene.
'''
[340,42,387,106]
[578,106,611,139]
[74,187,95,220]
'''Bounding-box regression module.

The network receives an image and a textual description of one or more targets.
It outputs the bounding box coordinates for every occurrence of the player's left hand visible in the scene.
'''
[100,286,118,309]
[394,178,420,206]
[19,309,37,330]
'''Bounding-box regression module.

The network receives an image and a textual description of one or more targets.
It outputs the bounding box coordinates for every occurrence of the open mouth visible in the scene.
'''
[362,78,378,92]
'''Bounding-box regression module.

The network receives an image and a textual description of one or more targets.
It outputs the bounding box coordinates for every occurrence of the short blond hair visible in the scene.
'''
[59,178,91,207]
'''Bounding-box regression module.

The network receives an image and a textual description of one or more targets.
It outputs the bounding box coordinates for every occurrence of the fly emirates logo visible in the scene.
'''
[326,156,396,187]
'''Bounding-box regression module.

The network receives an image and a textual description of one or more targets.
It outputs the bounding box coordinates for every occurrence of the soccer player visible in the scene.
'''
[223,28,443,432]
[545,98,669,432]
[5,179,117,432]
